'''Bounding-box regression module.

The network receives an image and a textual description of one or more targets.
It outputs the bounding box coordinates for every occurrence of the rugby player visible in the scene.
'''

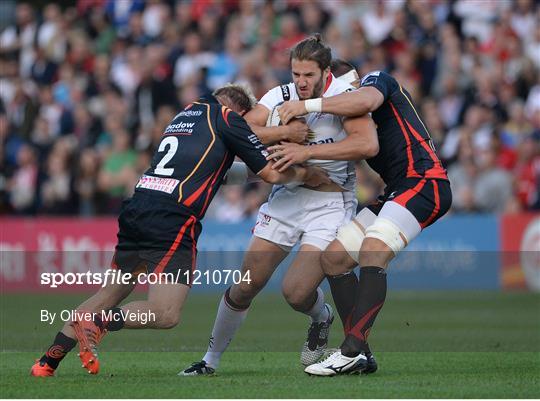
[30,84,330,377]
[273,70,452,375]
[182,36,379,376]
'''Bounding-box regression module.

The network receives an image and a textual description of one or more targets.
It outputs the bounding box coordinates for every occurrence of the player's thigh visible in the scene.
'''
[320,239,358,276]
[96,278,137,305]
[361,200,422,268]
[282,244,325,302]
[233,236,288,296]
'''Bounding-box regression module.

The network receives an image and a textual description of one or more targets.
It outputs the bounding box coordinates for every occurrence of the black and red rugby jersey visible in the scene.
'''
[135,95,268,218]
[360,71,448,187]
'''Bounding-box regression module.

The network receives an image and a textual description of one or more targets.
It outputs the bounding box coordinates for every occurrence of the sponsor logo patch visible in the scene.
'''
[164,122,195,135]
[174,110,203,118]
[136,175,179,194]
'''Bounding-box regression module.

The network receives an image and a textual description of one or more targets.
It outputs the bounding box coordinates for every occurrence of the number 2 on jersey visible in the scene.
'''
[154,136,178,176]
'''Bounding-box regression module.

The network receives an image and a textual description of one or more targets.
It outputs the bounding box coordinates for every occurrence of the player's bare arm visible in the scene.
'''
[257,162,330,187]
[244,104,309,145]
[267,115,379,172]
[278,86,385,124]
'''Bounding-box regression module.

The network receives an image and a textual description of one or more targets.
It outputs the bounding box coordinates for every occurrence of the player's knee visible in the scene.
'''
[320,249,349,275]
[281,283,310,311]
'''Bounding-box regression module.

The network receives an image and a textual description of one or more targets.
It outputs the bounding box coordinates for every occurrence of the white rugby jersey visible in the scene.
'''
[259,74,357,192]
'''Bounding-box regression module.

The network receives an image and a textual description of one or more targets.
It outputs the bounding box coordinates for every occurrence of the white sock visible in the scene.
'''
[202,294,248,369]
[305,287,329,323]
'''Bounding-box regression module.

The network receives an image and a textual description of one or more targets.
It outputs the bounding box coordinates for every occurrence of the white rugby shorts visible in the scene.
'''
[253,186,355,251]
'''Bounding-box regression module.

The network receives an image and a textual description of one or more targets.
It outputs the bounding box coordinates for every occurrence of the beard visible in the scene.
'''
[297,75,325,100]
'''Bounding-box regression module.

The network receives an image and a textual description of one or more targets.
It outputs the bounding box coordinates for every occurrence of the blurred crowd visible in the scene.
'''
[0,0,539,220]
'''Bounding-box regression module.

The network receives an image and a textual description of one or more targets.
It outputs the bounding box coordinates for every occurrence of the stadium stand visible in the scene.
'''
[1,0,538,218]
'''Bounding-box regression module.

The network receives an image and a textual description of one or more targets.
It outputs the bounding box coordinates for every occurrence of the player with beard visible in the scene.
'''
[182,35,379,375]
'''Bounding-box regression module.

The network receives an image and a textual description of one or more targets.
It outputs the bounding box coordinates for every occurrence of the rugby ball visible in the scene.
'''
[266,101,284,127]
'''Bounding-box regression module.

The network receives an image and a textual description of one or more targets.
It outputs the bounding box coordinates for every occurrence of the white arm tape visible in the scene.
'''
[223,161,248,185]
[305,98,322,113]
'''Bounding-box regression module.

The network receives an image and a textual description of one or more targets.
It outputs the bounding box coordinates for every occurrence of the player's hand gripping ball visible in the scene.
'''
[278,100,308,124]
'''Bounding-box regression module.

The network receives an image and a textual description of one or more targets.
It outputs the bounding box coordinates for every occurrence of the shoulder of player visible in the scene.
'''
[258,83,296,109]
[217,105,245,128]
[267,83,296,99]
[360,70,397,87]
[170,102,206,121]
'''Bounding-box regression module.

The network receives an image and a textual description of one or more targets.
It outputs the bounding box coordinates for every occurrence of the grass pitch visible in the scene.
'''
[1,291,539,398]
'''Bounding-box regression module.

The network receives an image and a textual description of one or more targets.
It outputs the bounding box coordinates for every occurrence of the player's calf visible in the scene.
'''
[228,276,266,309]
[131,302,180,329]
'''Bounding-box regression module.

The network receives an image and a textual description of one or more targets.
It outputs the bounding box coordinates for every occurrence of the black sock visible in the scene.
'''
[341,266,387,357]
[39,332,77,369]
[96,307,125,331]
[327,271,358,335]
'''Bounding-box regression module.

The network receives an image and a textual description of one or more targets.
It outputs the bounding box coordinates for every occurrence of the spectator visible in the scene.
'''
[436,75,464,130]
[75,148,100,216]
[97,129,137,213]
[0,2,38,78]
[37,3,66,63]
[209,186,247,224]
[142,0,169,39]
[125,11,151,46]
[72,103,102,149]
[441,104,493,165]
[421,98,446,149]
[501,100,534,149]
[87,7,116,55]
[474,145,515,213]
[514,134,540,210]
[447,136,477,213]
[41,146,75,214]
[198,10,223,52]
[510,0,536,41]
[206,28,242,90]
[5,81,38,140]
[360,1,396,45]
[30,48,57,85]
[173,31,214,88]
[8,144,38,214]
[132,45,177,132]
[105,0,144,38]
[244,185,271,220]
